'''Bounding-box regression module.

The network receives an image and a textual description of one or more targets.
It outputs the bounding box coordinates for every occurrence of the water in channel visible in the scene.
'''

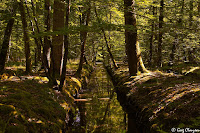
[68,63,127,133]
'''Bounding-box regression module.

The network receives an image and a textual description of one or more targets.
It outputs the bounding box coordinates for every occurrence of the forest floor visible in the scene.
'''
[0,67,76,132]
[0,62,93,133]
[0,79,68,133]
[0,62,200,132]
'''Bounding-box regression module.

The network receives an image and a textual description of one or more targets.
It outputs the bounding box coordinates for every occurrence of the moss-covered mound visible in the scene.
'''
[109,66,200,133]
[0,80,67,133]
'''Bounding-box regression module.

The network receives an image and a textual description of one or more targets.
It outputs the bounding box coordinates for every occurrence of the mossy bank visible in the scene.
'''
[106,66,200,133]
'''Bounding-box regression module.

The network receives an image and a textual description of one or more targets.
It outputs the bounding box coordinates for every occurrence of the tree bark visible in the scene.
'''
[189,0,193,28]
[124,0,138,76]
[31,0,42,62]
[52,0,64,79]
[43,0,51,79]
[148,3,156,66]
[198,0,200,14]
[178,0,184,25]
[19,0,32,73]
[24,0,40,66]
[59,0,70,91]
[0,18,14,73]
[170,36,177,63]
[76,2,91,77]
[157,0,164,67]
[94,5,118,69]
[137,41,149,73]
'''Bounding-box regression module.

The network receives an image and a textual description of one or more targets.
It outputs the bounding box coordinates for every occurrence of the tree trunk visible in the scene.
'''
[94,6,118,69]
[170,37,177,63]
[24,0,40,66]
[148,3,156,66]
[19,0,32,73]
[59,0,70,91]
[52,0,64,79]
[43,0,51,79]
[124,0,138,76]
[31,0,42,62]
[178,0,184,25]
[0,18,14,73]
[157,0,164,67]
[198,0,200,14]
[137,41,149,73]
[76,2,91,77]
[189,0,193,28]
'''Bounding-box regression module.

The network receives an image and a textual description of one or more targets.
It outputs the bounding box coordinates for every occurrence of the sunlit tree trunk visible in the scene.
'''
[0,18,14,73]
[124,0,138,76]
[137,42,149,73]
[157,0,164,67]
[19,0,32,73]
[52,0,64,79]
[59,0,70,91]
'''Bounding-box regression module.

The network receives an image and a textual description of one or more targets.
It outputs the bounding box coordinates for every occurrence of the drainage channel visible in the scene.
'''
[67,63,127,133]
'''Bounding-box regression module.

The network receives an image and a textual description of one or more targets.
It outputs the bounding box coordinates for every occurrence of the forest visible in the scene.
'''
[0,0,200,132]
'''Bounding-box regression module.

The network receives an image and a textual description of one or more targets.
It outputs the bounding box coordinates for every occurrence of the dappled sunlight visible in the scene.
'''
[150,83,200,120]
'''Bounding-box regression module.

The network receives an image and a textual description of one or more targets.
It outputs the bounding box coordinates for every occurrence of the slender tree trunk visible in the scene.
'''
[0,18,14,73]
[92,42,96,65]
[24,0,40,66]
[198,0,200,14]
[124,0,138,76]
[170,37,177,63]
[178,0,184,25]
[177,0,185,63]
[149,3,156,66]
[59,0,70,91]
[19,0,32,73]
[31,0,42,62]
[52,0,64,79]
[7,39,11,62]
[76,2,91,77]
[188,0,194,63]
[157,0,164,67]
[189,0,193,28]
[94,5,118,69]
[43,0,51,78]
[137,41,149,73]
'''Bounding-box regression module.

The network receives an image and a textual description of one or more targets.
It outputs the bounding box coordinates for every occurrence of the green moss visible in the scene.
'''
[6,125,27,133]
[178,123,185,128]
[112,63,200,133]
[0,105,15,116]
[0,80,67,133]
